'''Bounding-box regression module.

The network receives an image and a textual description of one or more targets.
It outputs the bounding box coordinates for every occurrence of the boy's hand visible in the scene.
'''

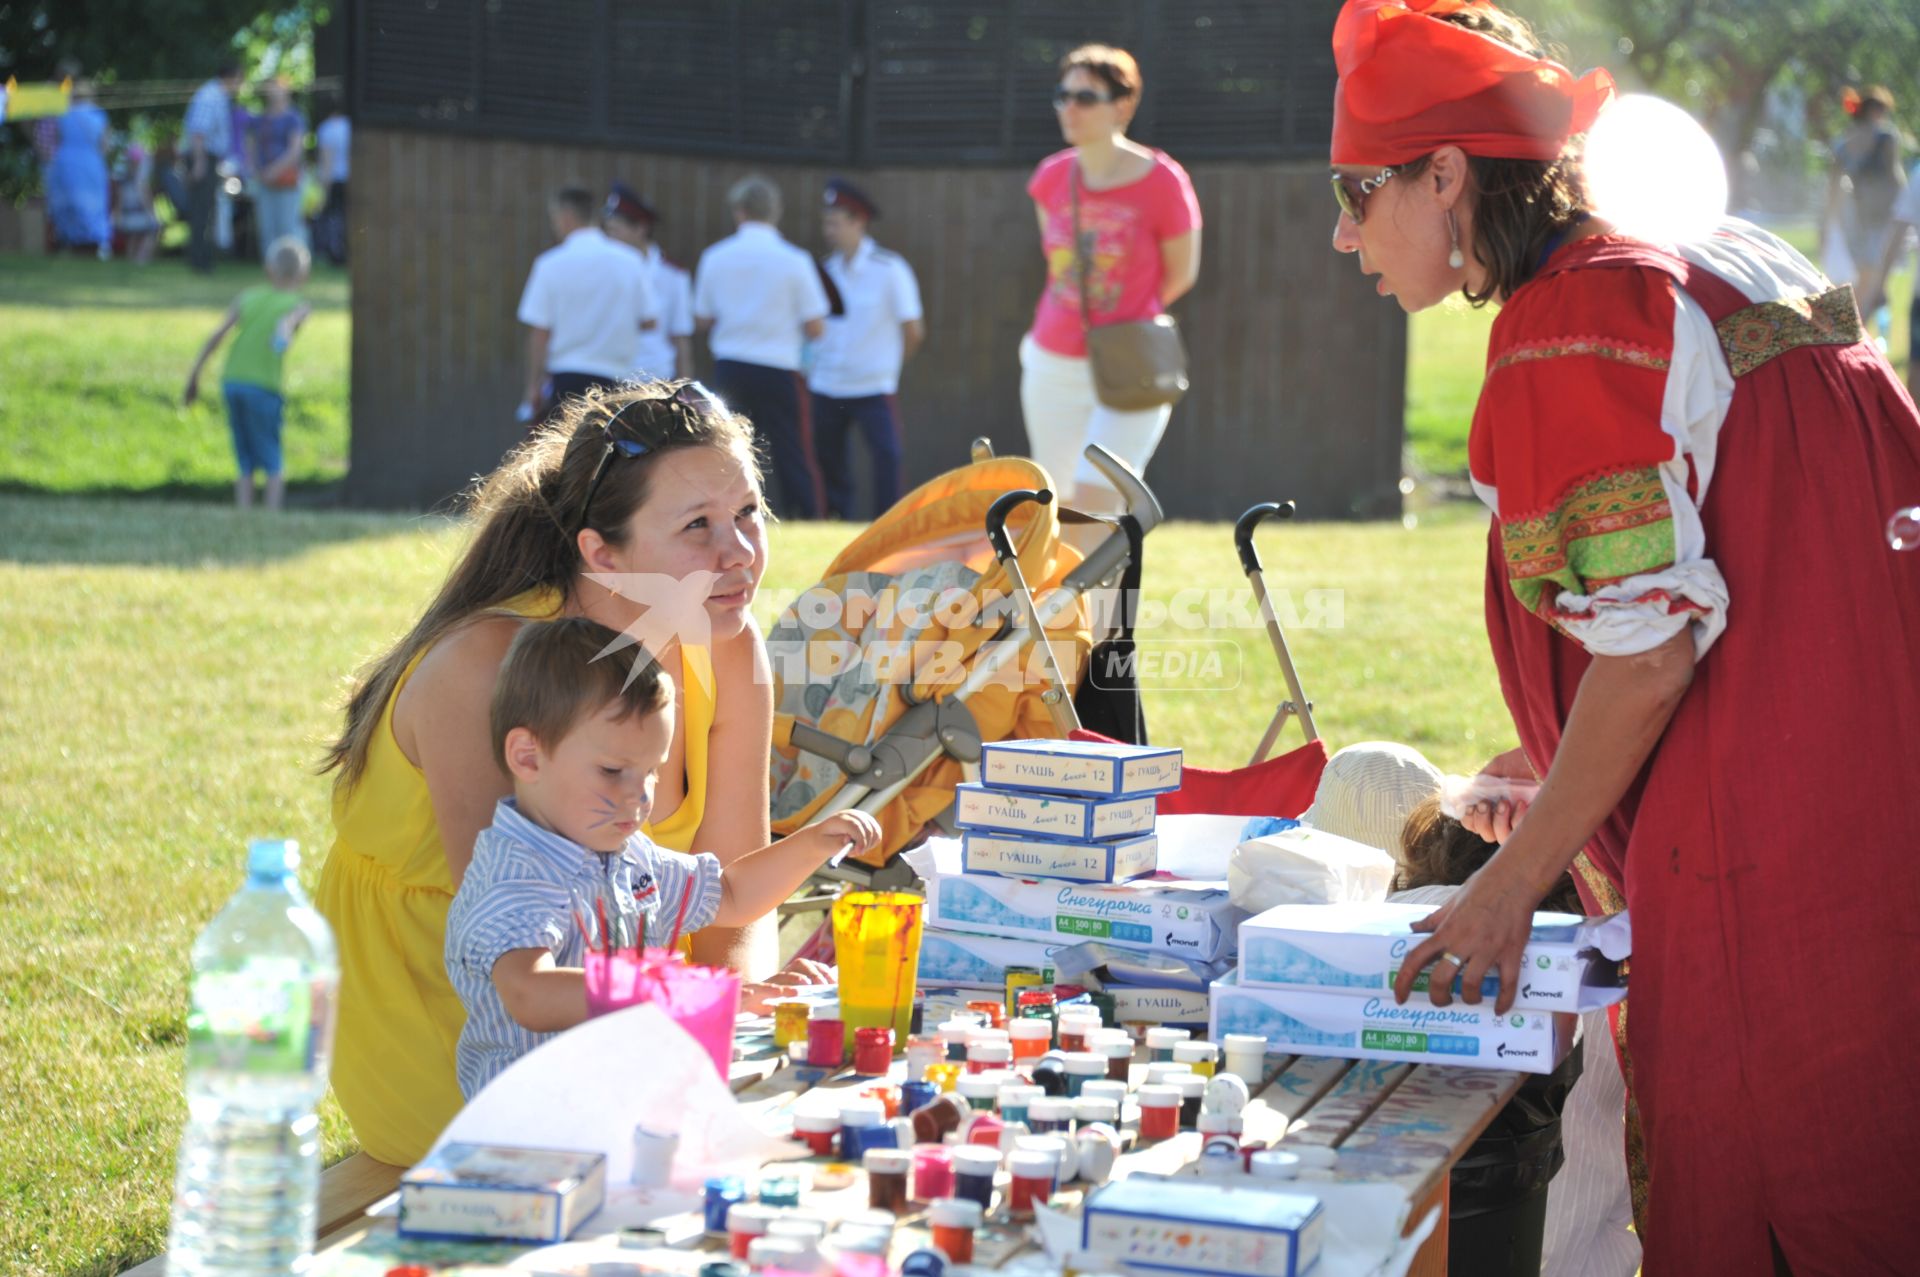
[809,810,882,864]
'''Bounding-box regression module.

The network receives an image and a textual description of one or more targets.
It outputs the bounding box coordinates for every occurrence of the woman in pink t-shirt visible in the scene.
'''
[1021,44,1203,511]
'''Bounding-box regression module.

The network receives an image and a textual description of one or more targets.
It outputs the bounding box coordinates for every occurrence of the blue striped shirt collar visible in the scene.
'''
[489,797,625,877]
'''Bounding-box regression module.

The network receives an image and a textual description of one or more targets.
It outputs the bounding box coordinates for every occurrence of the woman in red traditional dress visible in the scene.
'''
[1326,2,1920,1272]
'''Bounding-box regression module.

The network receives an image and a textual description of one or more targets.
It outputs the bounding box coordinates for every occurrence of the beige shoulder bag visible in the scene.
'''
[1072,159,1190,412]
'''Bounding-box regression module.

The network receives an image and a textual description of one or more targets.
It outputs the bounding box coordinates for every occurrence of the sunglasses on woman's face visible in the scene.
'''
[1330,167,1398,226]
[571,381,728,542]
[1053,85,1114,109]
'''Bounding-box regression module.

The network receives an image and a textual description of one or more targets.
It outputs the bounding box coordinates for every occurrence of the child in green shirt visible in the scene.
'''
[183,236,313,510]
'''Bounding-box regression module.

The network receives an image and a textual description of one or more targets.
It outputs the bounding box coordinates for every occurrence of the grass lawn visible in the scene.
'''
[0,255,350,497]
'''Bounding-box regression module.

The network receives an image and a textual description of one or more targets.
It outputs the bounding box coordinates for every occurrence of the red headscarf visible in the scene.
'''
[1331,0,1614,166]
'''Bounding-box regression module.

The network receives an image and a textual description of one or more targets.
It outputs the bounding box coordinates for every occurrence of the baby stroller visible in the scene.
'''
[767,442,1162,890]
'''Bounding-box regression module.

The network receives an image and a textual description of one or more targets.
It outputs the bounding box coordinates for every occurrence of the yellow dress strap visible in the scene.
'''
[645,644,714,855]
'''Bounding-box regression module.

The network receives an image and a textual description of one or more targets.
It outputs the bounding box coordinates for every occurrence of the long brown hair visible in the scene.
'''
[320,381,757,787]
[1406,5,1591,306]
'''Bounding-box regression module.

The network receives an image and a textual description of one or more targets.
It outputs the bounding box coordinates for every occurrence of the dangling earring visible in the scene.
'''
[1446,212,1465,270]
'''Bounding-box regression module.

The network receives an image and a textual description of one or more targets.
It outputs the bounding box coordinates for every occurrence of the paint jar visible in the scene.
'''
[1096,1034,1134,1082]
[924,1060,961,1095]
[963,1111,1006,1149]
[1173,1040,1219,1077]
[950,1145,999,1211]
[703,1176,745,1236]
[1144,1061,1193,1086]
[938,1020,974,1063]
[909,1092,969,1145]
[833,891,923,1055]
[900,1079,937,1117]
[1203,1073,1250,1119]
[957,1073,1002,1111]
[769,1216,829,1246]
[966,1040,1012,1074]
[1080,1080,1129,1112]
[773,998,812,1050]
[1177,1074,1207,1129]
[852,1026,894,1077]
[1250,1150,1302,1181]
[630,1124,677,1187]
[1015,988,1057,1029]
[1075,1097,1119,1129]
[911,1145,955,1202]
[857,1084,897,1121]
[1074,1122,1121,1184]
[1028,1096,1076,1135]
[928,1197,983,1264]
[839,1098,890,1160]
[1145,1026,1190,1062]
[1223,1033,1268,1083]
[757,1169,802,1208]
[808,1013,847,1069]
[1063,1052,1105,1098]
[1029,1052,1069,1097]
[1008,1017,1052,1062]
[1137,1084,1180,1141]
[1057,1012,1099,1054]
[965,998,1007,1030]
[888,1116,919,1151]
[906,1034,944,1080]
[1004,966,1046,1017]
[747,1237,811,1275]
[726,1202,776,1259]
[997,1083,1041,1126]
[1198,1112,1242,1164]
[792,1108,841,1157]
[863,1147,912,1214]
[1007,1150,1056,1217]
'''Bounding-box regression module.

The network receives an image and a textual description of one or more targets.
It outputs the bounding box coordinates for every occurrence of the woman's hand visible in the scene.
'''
[1458,746,1537,845]
[1393,852,1540,1015]
[737,957,837,1014]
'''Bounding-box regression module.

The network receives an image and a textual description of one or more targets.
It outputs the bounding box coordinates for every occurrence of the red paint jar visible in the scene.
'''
[861,1083,900,1120]
[808,1016,847,1069]
[1007,1150,1056,1218]
[1137,1084,1180,1141]
[792,1108,840,1156]
[726,1203,775,1259]
[853,1026,893,1076]
[966,998,1007,1029]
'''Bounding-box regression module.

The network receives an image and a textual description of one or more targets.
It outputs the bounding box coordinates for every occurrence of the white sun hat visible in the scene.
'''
[1300,741,1445,856]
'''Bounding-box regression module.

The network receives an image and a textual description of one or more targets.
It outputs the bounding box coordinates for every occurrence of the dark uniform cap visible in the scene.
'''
[605,182,657,227]
[823,177,879,221]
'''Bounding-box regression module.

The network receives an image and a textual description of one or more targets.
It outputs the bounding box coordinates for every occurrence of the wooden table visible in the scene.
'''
[255,1032,1523,1276]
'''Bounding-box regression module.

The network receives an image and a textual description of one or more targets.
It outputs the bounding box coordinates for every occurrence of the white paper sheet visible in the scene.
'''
[431,1002,803,1189]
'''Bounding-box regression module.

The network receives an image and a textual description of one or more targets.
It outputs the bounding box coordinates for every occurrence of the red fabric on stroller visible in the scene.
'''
[1069,730,1329,818]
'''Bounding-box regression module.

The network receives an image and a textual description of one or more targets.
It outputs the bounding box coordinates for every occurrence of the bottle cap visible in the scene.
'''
[793,1108,840,1133]
[768,1215,829,1241]
[1173,1040,1220,1062]
[1064,1051,1106,1076]
[1136,1083,1181,1108]
[998,1083,1043,1107]
[245,838,299,882]
[1030,1096,1077,1121]
[957,1073,1003,1100]
[968,1041,1013,1063]
[1145,1026,1191,1048]
[928,1196,985,1228]
[839,1098,886,1127]
[1203,1074,1251,1117]
[746,1237,808,1268]
[1223,1033,1269,1055]
[726,1202,776,1234]
[1144,1062,1194,1084]
[863,1147,913,1174]
[951,1145,1002,1174]
[1075,1098,1120,1125]
[1009,1149,1058,1177]
[810,1002,841,1019]
[1009,1018,1053,1040]
[1176,1074,1207,1098]
[1250,1150,1303,1180]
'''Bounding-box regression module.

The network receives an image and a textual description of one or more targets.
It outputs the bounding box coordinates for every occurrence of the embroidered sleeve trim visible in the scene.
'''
[1501,466,1676,616]
[1489,336,1673,375]
[1714,284,1863,377]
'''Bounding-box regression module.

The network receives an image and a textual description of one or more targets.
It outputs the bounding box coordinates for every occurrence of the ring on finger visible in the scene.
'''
[1442,951,1468,967]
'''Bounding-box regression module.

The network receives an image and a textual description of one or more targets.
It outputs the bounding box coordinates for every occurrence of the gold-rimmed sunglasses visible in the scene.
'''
[1330,167,1398,225]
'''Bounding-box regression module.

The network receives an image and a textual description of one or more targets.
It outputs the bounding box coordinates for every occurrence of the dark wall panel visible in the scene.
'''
[347,128,1405,520]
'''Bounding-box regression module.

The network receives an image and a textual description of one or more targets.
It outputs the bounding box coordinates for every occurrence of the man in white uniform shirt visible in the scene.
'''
[694,175,831,517]
[517,187,657,423]
[603,183,693,382]
[809,179,925,520]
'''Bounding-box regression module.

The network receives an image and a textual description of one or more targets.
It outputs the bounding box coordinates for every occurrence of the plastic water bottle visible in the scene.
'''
[166,839,339,1275]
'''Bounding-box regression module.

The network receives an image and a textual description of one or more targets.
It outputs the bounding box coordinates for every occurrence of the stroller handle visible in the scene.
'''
[986,488,1052,563]
[1084,444,1164,534]
[1234,501,1297,576]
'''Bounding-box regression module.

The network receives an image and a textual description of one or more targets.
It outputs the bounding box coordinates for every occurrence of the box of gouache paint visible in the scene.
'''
[979,738,1183,798]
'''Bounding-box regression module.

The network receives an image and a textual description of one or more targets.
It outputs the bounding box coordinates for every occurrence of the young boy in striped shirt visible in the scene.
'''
[446,617,880,1098]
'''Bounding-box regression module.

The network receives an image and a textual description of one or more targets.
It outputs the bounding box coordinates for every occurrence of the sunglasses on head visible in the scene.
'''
[570,381,728,543]
[1053,85,1115,109]
[1330,166,1399,225]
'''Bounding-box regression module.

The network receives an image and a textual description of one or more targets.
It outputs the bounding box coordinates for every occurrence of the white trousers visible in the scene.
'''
[1018,333,1172,507]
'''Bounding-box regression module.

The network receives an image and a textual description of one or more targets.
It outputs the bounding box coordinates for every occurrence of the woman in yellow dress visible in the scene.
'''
[316,382,822,1166]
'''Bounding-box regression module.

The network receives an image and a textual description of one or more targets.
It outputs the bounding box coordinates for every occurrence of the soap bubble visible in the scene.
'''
[1890,506,1920,552]
[1585,95,1728,244]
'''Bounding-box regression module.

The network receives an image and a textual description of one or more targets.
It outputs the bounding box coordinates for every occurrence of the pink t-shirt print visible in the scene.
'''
[1026,147,1202,359]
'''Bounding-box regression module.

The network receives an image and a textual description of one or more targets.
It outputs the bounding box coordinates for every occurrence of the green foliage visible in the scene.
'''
[0,0,283,82]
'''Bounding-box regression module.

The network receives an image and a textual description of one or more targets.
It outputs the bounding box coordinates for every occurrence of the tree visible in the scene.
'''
[0,0,275,84]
